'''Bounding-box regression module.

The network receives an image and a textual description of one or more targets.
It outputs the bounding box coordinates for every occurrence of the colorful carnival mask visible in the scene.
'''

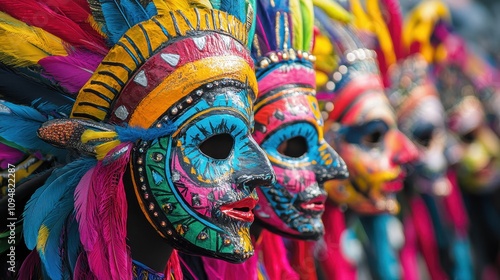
[249,1,348,240]
[313,9,417,214]
[388,55,450,196]
[436,64,500,193]
[0,3,276,276]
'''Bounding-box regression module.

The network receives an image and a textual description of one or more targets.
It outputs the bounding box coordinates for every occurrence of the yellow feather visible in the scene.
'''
[403,0,450,63]
[290,0,303,50]
[349,0,372,31]
[95,140,121,160]
[313,0,352,23]
[153,0,213,15]
[36,225,50,255]
[366,0,396,66]
[81,130,118,144]
[0,12,67,67]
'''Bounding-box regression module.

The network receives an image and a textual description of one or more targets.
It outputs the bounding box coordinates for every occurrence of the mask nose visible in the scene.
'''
[314,142,349,183]
[234,137,276,192]
[390,130,419,165]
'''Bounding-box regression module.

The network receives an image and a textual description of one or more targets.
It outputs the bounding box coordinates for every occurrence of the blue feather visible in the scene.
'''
[220,0,246,24]
[31,99,72,119]
[99,0,158,44]
[254,0,289,54]
[115,122,177,142]
[23,158,96,250]
[65,216,82,275]
[37,198,74,280]
[0,101,67,159]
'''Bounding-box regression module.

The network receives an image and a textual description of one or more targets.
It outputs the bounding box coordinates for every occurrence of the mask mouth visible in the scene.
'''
[220,197,258,222]
[298,195,327,214]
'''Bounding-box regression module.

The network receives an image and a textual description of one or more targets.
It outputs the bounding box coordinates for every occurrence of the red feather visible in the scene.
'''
[17,250,42,280]
[75,143,133,280]
[380,0,404,60]
[43,0,107,47]
[0,0,107,55]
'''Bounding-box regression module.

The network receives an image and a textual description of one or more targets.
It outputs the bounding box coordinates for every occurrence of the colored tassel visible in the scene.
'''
[0,0,107,54]
[75,143,133,280]
[38,50,104,94]
[0,12,67,67]
[23,158,96,250]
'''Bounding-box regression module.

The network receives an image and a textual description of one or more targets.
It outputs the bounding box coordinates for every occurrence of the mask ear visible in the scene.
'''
[38,118,119,160]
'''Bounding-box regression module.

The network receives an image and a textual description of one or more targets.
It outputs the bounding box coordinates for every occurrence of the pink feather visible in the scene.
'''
[17,250,42,280]
[380,0,404,60]
[43,0,107,46]
[0,0,107,54]
[75,143,133,280]
[39,50,103,94]
[0,142,25,169]
[73,252,98,280]
[165,250,183,280]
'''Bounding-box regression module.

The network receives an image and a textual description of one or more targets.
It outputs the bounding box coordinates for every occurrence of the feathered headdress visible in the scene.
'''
[312,0,382,121]
[0,0,257,279]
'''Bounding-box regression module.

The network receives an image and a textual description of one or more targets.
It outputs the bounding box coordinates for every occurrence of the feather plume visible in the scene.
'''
[298,0,314,51]
[18,250,43,280]
[0,101,67,158]
[75,143,133,280]
[0,142,25,169]
[0,65,74,108]
[66,216,83,274]
[220,0,246,23]
[39,50,104,94]
[0,12,67,67]
[89,0,158,44]
[36,198,74,280]
[73,252,98,280]
[44,0,106,43]
[23,158,96,250]
[379,0,403,60]
[290,0,304,50]
[0,0,108,54]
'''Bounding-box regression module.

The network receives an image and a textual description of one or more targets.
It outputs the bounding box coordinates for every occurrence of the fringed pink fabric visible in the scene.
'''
[260,230,299,280]
[17,250,42,280]
[400,213,420,280]
[410,196,448,280]
[201,254,258,280]
[319,202,357,280]
[74,143,133,280]
[288,239,317,280]
[165,249,183,280]
[443,169,469,236]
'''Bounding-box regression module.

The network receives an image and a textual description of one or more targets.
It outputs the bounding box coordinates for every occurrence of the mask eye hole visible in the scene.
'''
[363,130,383,144]
[460,130,476,144]
[414,128,434,147]
[199,133,234,159]
[277,136,308,158]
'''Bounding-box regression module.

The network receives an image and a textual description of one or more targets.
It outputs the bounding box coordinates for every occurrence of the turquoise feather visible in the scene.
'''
[0,101,67,159]
[97,0,157,44]
[23,158,96,250]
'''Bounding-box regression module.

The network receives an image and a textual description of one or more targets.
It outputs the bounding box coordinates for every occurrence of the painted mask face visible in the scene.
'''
[388,57,451,196]
[322,77,418,214]
[70,11,275,262]
[448,96,500,193]
[436,65,500,193]
[251,63,348,240]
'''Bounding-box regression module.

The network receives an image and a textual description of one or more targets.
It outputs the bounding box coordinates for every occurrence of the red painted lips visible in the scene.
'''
[220,197,258,222]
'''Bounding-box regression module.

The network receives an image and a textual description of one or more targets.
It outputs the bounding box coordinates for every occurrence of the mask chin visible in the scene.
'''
[253,186,325,240]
